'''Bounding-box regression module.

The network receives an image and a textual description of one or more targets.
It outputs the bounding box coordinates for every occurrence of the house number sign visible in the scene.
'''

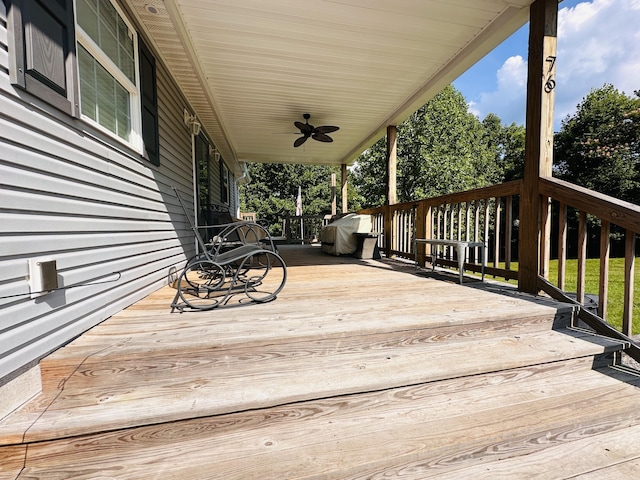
[544,55,556,93]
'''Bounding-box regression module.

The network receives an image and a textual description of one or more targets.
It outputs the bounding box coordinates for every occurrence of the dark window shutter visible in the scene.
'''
[6,0,77,115]
[139,39,159,166]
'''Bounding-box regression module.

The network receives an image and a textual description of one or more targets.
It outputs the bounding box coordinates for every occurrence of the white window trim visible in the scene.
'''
[74,0,143,153]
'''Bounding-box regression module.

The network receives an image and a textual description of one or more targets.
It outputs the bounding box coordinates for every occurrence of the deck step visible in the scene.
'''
[3,360,640,479]
[36,290,574,372]
[0,327,627,445]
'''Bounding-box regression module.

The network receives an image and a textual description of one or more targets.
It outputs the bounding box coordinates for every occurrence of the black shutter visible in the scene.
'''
[139,38,159,166]
[6,0,77,115]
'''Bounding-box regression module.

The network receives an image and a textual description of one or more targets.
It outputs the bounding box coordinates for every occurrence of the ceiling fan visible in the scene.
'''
[293,113,339,147]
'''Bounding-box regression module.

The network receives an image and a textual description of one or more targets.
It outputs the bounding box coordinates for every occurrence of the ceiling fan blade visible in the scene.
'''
[314,125,339,134]
[294,135,309,147]
[312,132,333,143]
[294,121,313,134]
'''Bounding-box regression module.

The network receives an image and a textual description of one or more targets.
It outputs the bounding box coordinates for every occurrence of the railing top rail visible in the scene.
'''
[357,180,523,215]
[421,179,523,207]
[540,177,640,233]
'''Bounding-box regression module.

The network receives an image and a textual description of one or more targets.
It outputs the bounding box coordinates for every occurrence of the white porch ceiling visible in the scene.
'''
[128,0,535,169]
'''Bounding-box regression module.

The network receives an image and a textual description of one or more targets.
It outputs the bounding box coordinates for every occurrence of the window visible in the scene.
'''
[76,0,139,145]
[7,0,159,164]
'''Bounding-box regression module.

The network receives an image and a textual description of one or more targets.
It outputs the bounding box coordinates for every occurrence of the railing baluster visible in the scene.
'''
[457,202,463,241]
[449,204,455,259]
[540,196,552,278]
[483,200,490,268]
[557,202,567,291]
[494,197,501,269]
[505,196,513,270]
[598,220,610,320]
[623,230,635,337]
[465,202,471,243]
[577,210,587,304]
[474,200,480,262]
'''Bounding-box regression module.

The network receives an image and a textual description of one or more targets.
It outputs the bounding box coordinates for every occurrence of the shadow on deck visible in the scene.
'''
[2,245,640,478]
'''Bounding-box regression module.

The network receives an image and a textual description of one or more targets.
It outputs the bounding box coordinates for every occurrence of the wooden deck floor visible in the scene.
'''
[2,245,640,478]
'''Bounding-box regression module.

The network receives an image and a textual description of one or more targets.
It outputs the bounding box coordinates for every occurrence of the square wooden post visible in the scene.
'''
[386,125,397,206]
[331,173,337,216]
[341,163,348,213]
[518,0,557,294]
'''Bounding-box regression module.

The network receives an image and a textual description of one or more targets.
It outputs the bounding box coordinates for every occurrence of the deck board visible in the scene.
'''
[5,363,640,479]
[1,245,639,478]
[10,328,623,443]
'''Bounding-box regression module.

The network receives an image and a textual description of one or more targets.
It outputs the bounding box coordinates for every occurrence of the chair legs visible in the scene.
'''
[171,251,287,312]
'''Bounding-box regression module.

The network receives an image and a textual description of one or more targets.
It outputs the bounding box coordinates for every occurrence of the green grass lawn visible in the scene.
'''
[478,258,640,336]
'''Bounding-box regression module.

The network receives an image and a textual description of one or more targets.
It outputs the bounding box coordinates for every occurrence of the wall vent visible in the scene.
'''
[28,259,58,299]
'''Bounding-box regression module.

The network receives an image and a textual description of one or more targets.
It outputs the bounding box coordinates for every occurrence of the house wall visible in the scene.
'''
[0,1,236,385]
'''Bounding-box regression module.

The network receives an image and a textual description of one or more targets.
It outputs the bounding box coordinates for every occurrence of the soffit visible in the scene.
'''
[128,0,534,168]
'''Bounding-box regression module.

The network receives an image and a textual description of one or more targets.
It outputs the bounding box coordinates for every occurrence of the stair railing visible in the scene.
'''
[358,177,640,361]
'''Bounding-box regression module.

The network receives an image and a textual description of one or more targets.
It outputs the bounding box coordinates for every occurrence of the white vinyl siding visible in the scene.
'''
[0,0,239,384]
[0,13,193,381]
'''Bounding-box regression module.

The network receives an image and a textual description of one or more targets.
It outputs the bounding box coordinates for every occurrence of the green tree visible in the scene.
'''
[482,114,526,182]
[555,84,640,203]
[240,162,339,235]
[348,138,387,208]
[351,85,505,207]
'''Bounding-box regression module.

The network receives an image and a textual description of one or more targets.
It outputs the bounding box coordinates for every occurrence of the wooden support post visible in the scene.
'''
[384,205,393,257]
[331,173,337,216]
[518,0,557,294]
[415,201,427,267]
[386,125,397,206]
[341,163,348,213]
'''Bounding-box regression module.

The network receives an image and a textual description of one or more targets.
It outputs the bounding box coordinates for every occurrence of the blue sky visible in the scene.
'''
[453,0,640,131]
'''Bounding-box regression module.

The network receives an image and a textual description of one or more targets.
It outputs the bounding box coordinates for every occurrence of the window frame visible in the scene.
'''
[74,0,143,152]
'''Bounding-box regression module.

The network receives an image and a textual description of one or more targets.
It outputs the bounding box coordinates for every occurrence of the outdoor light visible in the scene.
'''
[209,145,221,161]
[183,109,201,136]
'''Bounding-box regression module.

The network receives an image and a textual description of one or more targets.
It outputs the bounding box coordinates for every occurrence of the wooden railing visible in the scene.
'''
[358,177,640,362]
[359,180,522,280]
[282,214,330,244]
[536,177,640,361]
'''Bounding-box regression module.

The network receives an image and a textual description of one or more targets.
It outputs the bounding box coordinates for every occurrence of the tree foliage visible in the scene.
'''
[482,113,526,182]
[239,162,339,234]
[350,85,523,207]
[555,84,640,203]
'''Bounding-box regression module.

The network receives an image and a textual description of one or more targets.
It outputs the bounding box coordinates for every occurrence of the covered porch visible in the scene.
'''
[2,245,640,478]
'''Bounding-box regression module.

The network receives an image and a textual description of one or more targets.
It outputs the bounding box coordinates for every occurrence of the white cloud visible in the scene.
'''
[471,0,640,129]
[475,55,528,124]
[555,0,640,125]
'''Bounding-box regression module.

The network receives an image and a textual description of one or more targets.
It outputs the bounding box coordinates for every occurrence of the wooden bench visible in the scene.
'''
[414,238,485,284]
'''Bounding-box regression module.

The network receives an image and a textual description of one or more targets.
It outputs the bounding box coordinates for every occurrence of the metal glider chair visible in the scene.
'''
[171,187,287,312]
